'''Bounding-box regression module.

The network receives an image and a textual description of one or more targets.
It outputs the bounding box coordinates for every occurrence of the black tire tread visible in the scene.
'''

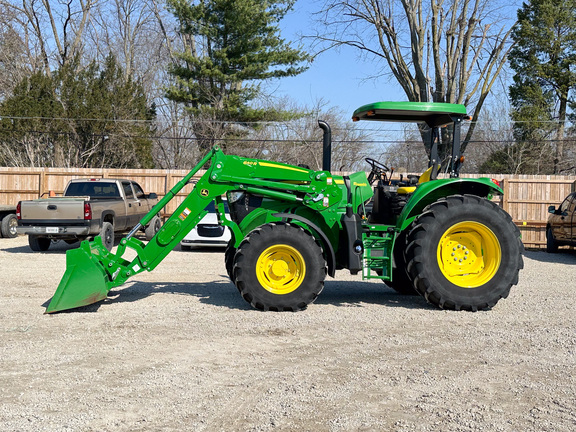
[405,194,523,311]
[234,223,326,311]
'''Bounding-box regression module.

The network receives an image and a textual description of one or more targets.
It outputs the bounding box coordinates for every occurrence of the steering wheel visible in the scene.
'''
[365,157,390,184]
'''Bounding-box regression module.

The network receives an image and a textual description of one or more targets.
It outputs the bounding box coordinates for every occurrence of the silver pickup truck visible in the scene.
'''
[17,178,161,251]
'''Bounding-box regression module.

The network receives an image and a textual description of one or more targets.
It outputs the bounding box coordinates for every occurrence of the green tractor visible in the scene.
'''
[46,102,523,313]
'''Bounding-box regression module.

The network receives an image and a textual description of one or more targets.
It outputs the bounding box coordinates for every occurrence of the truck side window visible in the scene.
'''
[122,181,134,199]
[559,194,575,213]
[132,182,145,199]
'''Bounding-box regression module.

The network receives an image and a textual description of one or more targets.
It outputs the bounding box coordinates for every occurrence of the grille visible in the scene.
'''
[197,224,225,238]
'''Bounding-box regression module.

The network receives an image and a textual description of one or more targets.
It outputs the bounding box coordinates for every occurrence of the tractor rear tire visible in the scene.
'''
[29,235,51,251]
[234,223,326,311]
[405,195,524,311]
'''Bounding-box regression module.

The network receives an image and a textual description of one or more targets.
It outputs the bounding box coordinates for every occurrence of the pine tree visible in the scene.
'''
[508,0,576,173]
[0,55,155,168]
[165,0,310,154]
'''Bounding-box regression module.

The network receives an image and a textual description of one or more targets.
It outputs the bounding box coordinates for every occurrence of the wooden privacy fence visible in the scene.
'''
[1,167,574,248]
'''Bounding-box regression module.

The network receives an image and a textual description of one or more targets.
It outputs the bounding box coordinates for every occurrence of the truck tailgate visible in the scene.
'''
[20,198,87,221]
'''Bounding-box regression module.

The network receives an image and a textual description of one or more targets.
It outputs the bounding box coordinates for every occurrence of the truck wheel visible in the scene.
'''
[405,195,524,311]
[234,223,326,311]
[1,214,18,238]
[145,215,162,241]
[29,235,51,251]
[546,227,558,253]
[100,222,114,251]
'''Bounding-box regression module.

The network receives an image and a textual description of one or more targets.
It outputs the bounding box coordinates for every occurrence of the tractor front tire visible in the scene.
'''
[225,239,236,282]
[405,195,524,311]
[234,223,326,311]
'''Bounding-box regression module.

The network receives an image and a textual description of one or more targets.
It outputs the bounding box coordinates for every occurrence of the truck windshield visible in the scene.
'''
[65,182,121,199]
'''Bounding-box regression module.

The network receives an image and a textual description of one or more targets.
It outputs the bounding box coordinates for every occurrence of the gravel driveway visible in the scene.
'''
[1,235,575,432]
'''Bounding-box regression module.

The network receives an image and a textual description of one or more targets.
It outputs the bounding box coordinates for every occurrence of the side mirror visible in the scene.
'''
[548,205,557,214]
[148,193,158,200]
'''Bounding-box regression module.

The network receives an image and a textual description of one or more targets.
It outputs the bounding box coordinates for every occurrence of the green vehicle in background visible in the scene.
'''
[46,102,523,314]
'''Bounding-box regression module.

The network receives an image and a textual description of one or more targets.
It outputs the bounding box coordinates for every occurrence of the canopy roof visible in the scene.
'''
[352,101,467,128]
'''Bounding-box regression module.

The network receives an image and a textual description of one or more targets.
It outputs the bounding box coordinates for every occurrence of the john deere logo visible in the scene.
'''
[200,189,209,197]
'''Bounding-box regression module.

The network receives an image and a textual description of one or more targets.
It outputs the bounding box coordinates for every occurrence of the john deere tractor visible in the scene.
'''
[46,102,523,313]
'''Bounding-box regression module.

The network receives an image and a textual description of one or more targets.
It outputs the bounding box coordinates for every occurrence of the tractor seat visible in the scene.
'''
[396,165,440,194]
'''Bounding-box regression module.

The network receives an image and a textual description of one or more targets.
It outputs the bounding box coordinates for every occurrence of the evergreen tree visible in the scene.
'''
[508,0,576,173]
[0,55,155,168]
[165,0,310,154]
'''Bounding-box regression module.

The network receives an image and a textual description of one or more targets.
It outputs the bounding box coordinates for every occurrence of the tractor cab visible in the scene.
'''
[352,101,469,224]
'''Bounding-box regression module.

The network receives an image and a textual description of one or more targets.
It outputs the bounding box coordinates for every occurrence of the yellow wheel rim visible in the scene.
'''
[437,221,501,288]
[256,244,306,295]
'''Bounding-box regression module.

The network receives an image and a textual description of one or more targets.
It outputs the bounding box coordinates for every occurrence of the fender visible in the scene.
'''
[273,212,337,278]
[397,177,503,231]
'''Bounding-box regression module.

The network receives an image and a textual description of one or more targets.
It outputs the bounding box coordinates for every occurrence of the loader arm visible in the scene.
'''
[46,147,350,313]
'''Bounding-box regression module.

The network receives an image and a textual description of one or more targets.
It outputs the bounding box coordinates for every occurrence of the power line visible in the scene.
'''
[1,127,575,145]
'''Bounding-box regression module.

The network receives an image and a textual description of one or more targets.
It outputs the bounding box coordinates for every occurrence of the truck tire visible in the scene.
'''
[100,222,114,251]
[1,213,18,238]
[145,215,162,241]
[405,195,524,311]
[546,227,558,253]
[29,235,51,252]
[234,223,326,311]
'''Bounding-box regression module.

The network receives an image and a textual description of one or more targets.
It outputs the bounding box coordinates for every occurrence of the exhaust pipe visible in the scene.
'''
[318,120,331,172]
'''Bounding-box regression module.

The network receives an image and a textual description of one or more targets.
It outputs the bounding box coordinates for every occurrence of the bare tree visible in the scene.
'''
[314,0,516,157]
[1,0,97,76]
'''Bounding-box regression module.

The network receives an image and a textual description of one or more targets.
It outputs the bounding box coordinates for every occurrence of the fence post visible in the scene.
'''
[500,178,508,211]
[38,170,46,198]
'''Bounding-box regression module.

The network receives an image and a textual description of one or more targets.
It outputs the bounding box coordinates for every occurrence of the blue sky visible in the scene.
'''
[269,1,405,117]
[270,0,521,118]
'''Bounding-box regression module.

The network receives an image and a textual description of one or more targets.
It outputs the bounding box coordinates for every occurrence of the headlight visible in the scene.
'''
[227,191,245,204]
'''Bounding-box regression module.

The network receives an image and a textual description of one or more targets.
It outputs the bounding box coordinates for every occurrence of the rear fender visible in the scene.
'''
[397,178,503,231]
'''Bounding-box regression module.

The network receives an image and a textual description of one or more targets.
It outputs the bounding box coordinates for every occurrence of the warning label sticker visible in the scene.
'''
[179,207,191,221]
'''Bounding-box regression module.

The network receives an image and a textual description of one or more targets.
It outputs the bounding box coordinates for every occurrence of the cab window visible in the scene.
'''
[132,182,145,199]
[122,181,134,199]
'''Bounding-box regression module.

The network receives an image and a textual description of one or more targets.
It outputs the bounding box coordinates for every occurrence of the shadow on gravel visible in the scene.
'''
[524,249,576,264]
[42,278,433,313]
[3,236,149,254]
[318,280,433,310]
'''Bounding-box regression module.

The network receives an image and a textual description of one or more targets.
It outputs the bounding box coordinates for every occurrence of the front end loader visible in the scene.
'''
[46,102,523,314]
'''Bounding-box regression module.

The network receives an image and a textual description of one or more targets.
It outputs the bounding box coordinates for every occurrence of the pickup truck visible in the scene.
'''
[16,178,161,252]
[0,205,18,238]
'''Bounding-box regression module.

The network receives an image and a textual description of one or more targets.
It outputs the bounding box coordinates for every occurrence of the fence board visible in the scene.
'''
[1,167,575,248]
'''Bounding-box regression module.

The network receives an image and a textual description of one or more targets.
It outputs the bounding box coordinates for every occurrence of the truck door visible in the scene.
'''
[568,195,576,243]
[121,181,140,227]
[132,182,151,214]
[553,194,575,241]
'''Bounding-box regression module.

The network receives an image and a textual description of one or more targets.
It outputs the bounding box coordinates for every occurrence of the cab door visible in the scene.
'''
[552,193,575,241]
[121,181,140,228]
[568,195,576,244]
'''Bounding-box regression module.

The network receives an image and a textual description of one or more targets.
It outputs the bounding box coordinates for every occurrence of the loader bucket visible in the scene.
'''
[45,239,112,313]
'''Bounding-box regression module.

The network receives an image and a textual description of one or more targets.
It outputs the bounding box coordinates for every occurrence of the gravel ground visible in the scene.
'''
[0,235,575,432]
